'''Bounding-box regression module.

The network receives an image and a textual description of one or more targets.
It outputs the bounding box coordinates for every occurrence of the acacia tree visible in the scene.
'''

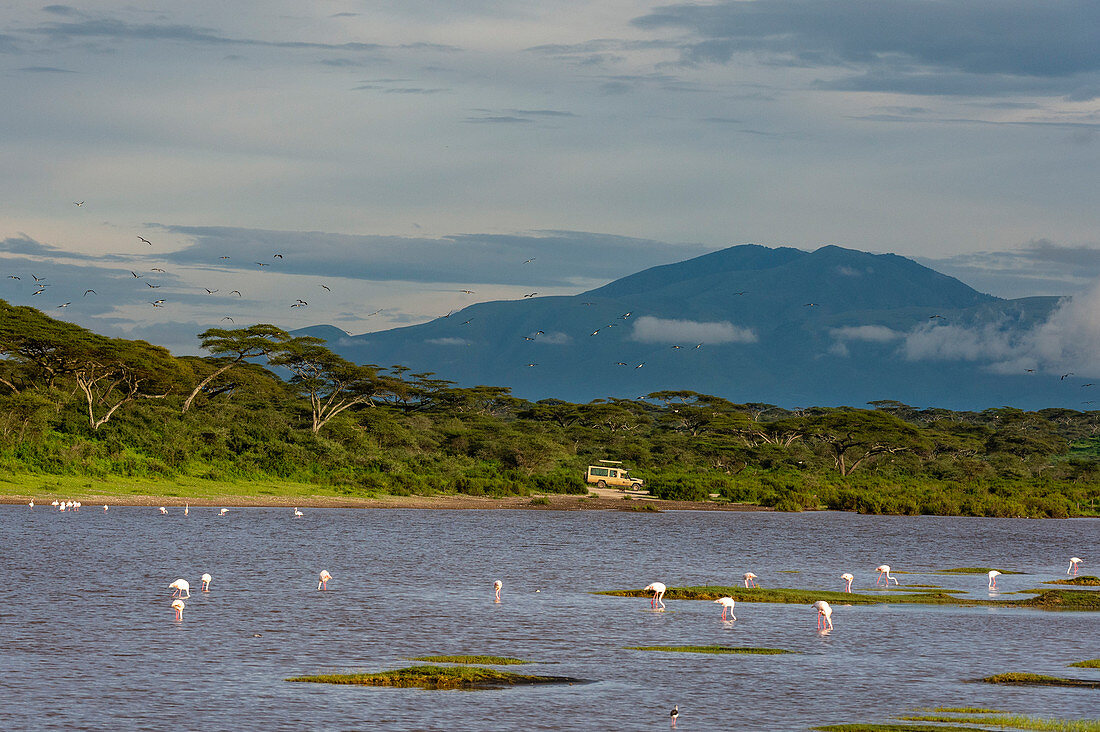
[70,335,179,430]
[808,410,925,476]
[268,339,383,433]
[182,324,292,413]
[0,300,85,389]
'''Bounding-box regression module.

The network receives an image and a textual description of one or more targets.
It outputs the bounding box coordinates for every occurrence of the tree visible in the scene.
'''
[182,324,291,413]
[808,410,925,476]
[70,335,179,430]
[0,300,86,388]
[268,339,383,433]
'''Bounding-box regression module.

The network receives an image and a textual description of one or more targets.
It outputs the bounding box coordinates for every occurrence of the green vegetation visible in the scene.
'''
[404,655,528,665]
[1070,659,1100,669]
[935,567,1021,574]
[1046,576,1100,586]
[287,665,578,689]
[625,645,792,655]
[816,725,989,731]
[927,707,1007,714]
[898,714,1100,731]
[979,672,1100,689]
[598,586,1100,611]
[1,301,1099,516]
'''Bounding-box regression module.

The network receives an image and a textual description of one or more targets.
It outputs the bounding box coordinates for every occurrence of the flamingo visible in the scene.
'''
[103,505,108,511]
[987,570,1001,590]
[875,565,898,586]
[159,507,167,515]
[28,499,34,509]
[219,508,228,516]
[201,573,212,592]
[841,573,854,593]
[813,600,833,630]
[644,582,667,609]
[51,500,59,507]
[73,502,80,511]
[169,579,190,598]
[743,572,758,588]
[493,580,503,602]
[172,599,185,620]
[184,503,189,516]
[714,597,736,620]
[318,570,332,590]
[293,508,303,517]
[1068,557,1083,575]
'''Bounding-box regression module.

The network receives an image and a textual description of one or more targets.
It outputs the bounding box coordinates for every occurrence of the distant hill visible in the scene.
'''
[296,244,1073,410]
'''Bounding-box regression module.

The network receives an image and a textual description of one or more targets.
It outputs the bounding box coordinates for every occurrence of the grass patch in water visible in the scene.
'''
[1070,659,1100,669]
[287,665,580,689]
[978,672,1100,689]
[927,707,1007,714]
[1045,576,1100,586]
[404,655,528,665]
[815,725,988,731]
[898,714,1100,731]
[625,645,793,655]
[935,567,1022,574]
[597,586,1100,611]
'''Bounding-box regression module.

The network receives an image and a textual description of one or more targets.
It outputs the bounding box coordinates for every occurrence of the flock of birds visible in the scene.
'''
[643,558,1085,635]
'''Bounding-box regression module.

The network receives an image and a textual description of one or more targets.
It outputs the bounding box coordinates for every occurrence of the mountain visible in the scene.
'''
[296,244,1074,410]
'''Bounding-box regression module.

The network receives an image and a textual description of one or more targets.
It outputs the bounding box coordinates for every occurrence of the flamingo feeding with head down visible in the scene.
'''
[159,507,167,515]
[743,572,758,588]
[169,579,190,598]
[813,600,833,630]
[987,570,1001,590]
[1068,557,1083,575]
[219,508,228,516]
[318,570,332,590]
[172,599,185,620]
[841,573,854,593]
[493,580,503,602]
[714,597,736,620]
[644,582,667,609]
[201,573,212,592]
[875,565,898,586]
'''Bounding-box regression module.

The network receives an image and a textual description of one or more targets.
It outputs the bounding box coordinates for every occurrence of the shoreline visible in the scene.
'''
[0,492,769,512]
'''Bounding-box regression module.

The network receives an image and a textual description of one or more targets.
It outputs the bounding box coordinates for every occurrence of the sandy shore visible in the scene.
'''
[2,492,767,512]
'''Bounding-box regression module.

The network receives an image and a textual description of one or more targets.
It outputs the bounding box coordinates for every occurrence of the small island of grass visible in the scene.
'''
[287,665,581,690]
[898,712,1100,730]
[935,567,1022,575]
[1045,576,1100,586]
[1070,659,1100,669]
[625,645,793,655]
[404,655,529,665]
[597,586,1100,611]
[978,672,1100,689]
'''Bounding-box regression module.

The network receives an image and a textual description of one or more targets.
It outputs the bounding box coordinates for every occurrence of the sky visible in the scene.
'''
[1,0,1098,356]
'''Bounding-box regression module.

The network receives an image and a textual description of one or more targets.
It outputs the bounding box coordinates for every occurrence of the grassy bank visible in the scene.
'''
[286,665,580,689]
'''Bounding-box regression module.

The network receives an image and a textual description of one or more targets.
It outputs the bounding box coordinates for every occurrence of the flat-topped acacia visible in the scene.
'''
[287,665,581,690]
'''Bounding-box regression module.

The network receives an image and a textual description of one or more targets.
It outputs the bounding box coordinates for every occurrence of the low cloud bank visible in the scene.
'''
[631,316,757,344]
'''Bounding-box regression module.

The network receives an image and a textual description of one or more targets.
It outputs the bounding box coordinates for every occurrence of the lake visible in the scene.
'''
[2,507,1096,730]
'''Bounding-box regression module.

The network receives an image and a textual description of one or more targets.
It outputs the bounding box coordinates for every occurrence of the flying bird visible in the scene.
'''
[461,319,473,325]
[131,271,142,278]
[230,291,242,297]
[526,363,538,367]
[255,262,269,267]
[619,312,632,319]
[1026,369,1036,373]
[803,303,818,307]
[57,302,70,308]
[138,236,152,245]
[74,201,85,206]
[222,316,234,322]
[32,274,45,282]
[8,275,20,280]
[273,254,283,259]
[146,282,161,288]
[634,362,645,369]
[151,267,166,273]
[205,289,218,294]
[670,345,683,350]
[591,329,600,336]
[459,289,475,294]
[523,258,535,264]
[523,292,538,298]
[83,290,95,296]
[32,289,45,296]
[1062,373,1074,380]
[733,291,747,296]
[320,284,331,291]
[615,362,628,366]
[367,309,383,316]
[219,256,231,260]
[1083,384,1095,388]
[929,314,944,320]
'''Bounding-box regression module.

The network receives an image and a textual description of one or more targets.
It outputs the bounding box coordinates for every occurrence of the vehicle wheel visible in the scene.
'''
[631,483,642,490]
[596,480,607,488]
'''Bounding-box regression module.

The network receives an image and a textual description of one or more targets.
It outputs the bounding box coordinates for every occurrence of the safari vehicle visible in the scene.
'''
[585,460,644,490]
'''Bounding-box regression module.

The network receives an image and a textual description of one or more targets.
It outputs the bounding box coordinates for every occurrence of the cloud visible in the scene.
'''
[919,239,1100,297]
[899,279,1100,377]
[830,325,902,343]
[17,66,76,73]
[633,0,1100,97]
[534,331,572,345]
[425,337,470,346]
[631,316,757,344]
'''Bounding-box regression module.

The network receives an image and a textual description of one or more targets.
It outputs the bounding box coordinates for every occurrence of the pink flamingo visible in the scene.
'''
[201,573,212,592]
[169,579,190,598]
[743,572,758,588]
[644,582,667,609]
[812,600,833,630]
[987,570,1001,590]
[841,573,854,593]
[1068,557,1082,575]
[318,570,332,590]
[714,597,736,620]
[172,599,185,620]
[875,565,898,586]
[493,580,502,602]
[28,499,34,510]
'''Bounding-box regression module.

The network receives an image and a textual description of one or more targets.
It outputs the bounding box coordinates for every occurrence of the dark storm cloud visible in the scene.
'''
[634,0,1100,96]
[155,226,713,287]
